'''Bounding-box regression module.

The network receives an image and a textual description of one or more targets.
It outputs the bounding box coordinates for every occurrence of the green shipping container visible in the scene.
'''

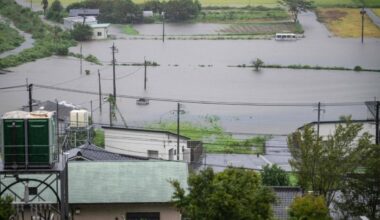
[3,119,26,167]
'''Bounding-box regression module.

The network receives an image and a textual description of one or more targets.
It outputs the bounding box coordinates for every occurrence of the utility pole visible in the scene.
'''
[80,44,83,75]
[98,70,102,113]
[28,84,33,112]
[144,58,147,91]
[177,103,180,160]
[360,7,366,44]
[90,100,93,123]
[111,43,117,102]
[162,12,165,42]
[376,101,379,145]
[109,94,113,127]
[314,102,325,138]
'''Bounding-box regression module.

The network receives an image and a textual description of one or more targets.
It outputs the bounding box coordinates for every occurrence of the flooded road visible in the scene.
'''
[0,12,379,134]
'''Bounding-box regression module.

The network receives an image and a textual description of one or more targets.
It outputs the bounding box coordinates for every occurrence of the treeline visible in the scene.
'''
[66,0,201,23]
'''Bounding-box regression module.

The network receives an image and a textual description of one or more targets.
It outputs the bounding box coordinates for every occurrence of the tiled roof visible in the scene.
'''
[21,100,75,121]
[68,143,149,161]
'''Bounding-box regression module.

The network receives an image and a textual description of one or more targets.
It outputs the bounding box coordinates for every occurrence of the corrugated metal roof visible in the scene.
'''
[102,126,191,140]
[69,161,188,204]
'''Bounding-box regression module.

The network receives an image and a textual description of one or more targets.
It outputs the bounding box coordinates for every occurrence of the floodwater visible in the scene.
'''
[0,12,380,134]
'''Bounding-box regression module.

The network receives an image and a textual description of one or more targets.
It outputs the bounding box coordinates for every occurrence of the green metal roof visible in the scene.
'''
[68,161,188,204]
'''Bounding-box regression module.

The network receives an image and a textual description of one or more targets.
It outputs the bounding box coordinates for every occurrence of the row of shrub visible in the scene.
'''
[0,0,75,69]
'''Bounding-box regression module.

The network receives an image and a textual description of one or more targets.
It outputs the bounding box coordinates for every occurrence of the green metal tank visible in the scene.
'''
[1,111,57,169]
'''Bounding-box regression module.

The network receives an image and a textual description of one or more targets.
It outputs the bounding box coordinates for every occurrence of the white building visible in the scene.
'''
[103,127,191,161]
[63,16,98,30]
[90,23,110,40]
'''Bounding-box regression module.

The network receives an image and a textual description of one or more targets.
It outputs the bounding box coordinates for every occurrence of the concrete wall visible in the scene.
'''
[71,203,181,220]
[104,128,188,161]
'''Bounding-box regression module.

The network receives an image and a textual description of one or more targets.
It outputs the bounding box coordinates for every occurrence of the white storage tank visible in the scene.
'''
[70,110,89,128]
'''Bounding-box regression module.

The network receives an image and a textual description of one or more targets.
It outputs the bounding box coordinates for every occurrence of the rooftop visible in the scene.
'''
[102,126,191,140]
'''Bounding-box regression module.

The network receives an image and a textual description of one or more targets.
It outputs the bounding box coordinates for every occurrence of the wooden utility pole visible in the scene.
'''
[376,101,379,145]
[111,43,117,101]
[177,103,180,160]
[162,12,165,42]
[98,70,102,113]
[144,58,147,90]
[360,7,366,44]
[80,44,83,75]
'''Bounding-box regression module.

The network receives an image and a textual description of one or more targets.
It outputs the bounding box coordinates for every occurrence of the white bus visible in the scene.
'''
[275,33,297,41]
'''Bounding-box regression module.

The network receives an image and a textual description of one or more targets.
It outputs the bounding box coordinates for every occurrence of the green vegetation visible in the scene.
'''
[289,195,331,220]
[46,0,66,22]
[261,164,290,186]
[288,120,373,206]
[171,167,276,220]
[93,129,105,148]
[0,22,24,53]
[0,196,15,219]
[147,116,267,154]
[220,22,303,35]
[0,0,75,69]
[71,24,93,41]
[122,24,139,35]
[234,63,380,72]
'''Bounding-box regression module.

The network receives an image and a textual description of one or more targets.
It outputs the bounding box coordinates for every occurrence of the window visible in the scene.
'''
[126,212,160,220]
[147,150,159,159]
[97,32,102,36]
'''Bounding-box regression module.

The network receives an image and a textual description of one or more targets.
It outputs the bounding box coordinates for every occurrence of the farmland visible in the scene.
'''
[316,8,380,38]
[219,22,302,35]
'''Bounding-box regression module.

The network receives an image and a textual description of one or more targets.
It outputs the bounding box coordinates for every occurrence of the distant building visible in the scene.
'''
[69,8,100,17]
[143,10,154,17]
[90,23,110,40]
[103,126,195,161]
[272,187,302,220]
[63,16,98,30]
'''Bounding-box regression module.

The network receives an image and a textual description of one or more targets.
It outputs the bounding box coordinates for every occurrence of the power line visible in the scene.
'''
[0,85,26,90]
[32,84,366,107]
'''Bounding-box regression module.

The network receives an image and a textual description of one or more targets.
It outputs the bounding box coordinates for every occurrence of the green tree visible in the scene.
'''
[171,167,276,220]
[41,0,48,15]
[252,58,264,71]
[335,143,380,219]
[288,120,369,206]
[46,0,65,22]
[289,194,331,220]
[71,24,93,41]
[164,0,201,21]
[261,164,290,186]
[278,0,313,23]
[0,196,15,220]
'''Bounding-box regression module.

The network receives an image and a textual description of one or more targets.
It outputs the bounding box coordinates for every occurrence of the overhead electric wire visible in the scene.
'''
[0,84,26,90]
[33,84,365,107]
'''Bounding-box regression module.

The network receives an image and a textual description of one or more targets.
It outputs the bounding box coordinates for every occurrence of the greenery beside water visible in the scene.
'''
[0,22,24,53]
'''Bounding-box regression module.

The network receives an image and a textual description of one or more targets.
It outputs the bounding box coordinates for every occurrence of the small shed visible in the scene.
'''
[143,10,154,17]
[63,16,97,30]
[90,23,110,40]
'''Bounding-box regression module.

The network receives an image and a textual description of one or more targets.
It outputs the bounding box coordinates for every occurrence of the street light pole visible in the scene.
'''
[360,7,366,44]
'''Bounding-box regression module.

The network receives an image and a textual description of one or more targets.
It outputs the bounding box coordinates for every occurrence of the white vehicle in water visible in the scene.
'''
[275,33,298,41]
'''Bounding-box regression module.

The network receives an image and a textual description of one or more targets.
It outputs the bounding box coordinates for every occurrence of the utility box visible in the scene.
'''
[70,110,89,128]
[1,111,57,169]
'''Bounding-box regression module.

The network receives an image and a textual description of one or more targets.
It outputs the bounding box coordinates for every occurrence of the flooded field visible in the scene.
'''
[1,12,379,134]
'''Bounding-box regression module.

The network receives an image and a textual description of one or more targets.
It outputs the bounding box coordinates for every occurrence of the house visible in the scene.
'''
[67,142,149,161]
[90,23,110,40]
[1,161,189,220]
[63,16,98,30]
[69,8,100,17]
[103,126,196,161]
[143,11,154,17]
[298,119,377,143]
